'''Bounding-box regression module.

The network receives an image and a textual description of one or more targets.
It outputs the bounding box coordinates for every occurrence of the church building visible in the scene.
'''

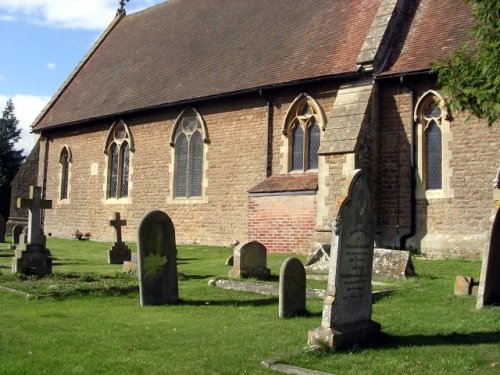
[27,0,499,258]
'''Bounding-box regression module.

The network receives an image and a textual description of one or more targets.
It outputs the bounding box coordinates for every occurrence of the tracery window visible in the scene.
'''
[105,121,133,199]
[283,94,325,172]
[171,108,207,199]
[59,146,71,200]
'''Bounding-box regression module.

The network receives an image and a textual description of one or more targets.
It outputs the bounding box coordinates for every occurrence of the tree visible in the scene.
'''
[0,99,25,219]
[432,0,499,125]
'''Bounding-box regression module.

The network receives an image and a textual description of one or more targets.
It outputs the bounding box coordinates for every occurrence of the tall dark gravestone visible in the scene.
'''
[308,170,380,349]
[0,214,6,242]
[137,210,179,306]
[476,185,500,309]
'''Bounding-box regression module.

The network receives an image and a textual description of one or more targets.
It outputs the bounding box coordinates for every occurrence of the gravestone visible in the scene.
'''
[454,276,476,296]
[476,186,500,308]
[229,241,271,279]
[308,170,380,349]
[11,186,52,276]
[12,224,25,245]
[137,210,179,306]
[107,212,131,264]
[0,214,5,242]
[279,257,307,318]
[123,253,138,275]
[372,248,415,279]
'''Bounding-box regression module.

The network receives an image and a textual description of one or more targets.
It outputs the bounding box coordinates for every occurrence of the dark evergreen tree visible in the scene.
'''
[0,99,25,219]
[432,0,499,125]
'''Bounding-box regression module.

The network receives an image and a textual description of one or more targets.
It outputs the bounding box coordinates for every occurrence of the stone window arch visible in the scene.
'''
[414,90,453,198]
[59,145,72,201]
[282,94,326,172]
[104,120,134,199]
[170,107,208,199]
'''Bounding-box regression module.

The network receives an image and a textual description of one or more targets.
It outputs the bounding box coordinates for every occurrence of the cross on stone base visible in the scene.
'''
[110,212,126,244]
[107,212,131,264]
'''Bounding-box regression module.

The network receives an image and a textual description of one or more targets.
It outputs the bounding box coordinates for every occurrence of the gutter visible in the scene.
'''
[259,90,274,178]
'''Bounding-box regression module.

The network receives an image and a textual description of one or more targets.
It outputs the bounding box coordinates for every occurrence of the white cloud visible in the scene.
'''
[46,62,56,70]
[0,94,50,155]
[0,0,164,30]
[0,14,15,21]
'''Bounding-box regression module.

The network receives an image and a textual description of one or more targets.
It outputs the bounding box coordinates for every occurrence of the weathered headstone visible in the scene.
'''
[372,248,415,279]
[12,224,25,245]
[454,276,476,296]
[476,186,500,308]
[229,241,271,279]
[0,214,6,243]
[11,186,52,276]
[279,257,307,318]
[107,212,131,264]
[308,170,380,349]
[122,253,138,275]
[137,210,179,306]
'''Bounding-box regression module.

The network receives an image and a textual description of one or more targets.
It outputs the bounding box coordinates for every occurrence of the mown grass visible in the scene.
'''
[0,236,498,375]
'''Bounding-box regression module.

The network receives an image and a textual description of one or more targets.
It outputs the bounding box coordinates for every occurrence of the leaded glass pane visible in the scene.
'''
[120,143,130,198]
[308,123,320,169]
[292,125,304,171]
[425,121,442,190]
[188,131,203,197]
[424,102,442,119]
[60,150,69,200]
[109,144,119,198]
[174,134,188,198]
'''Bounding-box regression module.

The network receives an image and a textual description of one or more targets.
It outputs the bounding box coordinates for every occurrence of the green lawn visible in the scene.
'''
[0,237,498,375]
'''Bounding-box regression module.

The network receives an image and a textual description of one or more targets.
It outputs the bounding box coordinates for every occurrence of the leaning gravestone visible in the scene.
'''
[279,257,307,318]
[308,170,381,349]
[11,186,52,276]
[0,214,5,243]
[229,241,271,279]
[137,210,179,306]
[476,184,500,309]
[107,212,131,264]
[12,224,25,245]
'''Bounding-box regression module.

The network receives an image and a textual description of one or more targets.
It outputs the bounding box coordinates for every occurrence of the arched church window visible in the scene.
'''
[104,121,133,199]
[283,94,325,172]
[59,146,71,200]
[171,108,208,199]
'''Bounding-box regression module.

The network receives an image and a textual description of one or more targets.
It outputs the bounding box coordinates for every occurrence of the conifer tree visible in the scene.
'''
[432,0,499,125]
[0,99,25,219]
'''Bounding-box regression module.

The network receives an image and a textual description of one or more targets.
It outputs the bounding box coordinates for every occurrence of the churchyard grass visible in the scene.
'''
[0,237,499,374]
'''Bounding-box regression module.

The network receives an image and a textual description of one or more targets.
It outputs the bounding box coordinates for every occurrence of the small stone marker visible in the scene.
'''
[11,186,52,276]
[476,188,500,308]
[308,170,381,349]
[454,276,476,296]
[12,224,24,245]
[0,214,5,243]
[229,241,271,279]
[137,210,179,306]
[107,212,131,264]
[372,248,415,279]
[279,257,307,318]
[122,253,138,275]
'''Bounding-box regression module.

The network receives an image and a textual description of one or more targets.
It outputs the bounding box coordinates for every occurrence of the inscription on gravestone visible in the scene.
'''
[308,170,380,349]
[137,210,179,306]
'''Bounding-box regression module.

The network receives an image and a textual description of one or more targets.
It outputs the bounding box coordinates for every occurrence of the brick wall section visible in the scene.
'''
[248,194,316,254]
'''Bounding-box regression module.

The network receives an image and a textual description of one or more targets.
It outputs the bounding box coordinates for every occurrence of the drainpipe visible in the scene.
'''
[398,75,416,250]
[259,90,274,178]
[41,132,50,230]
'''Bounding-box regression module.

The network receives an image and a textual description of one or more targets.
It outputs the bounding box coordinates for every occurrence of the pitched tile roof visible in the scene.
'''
[33,0,382,131]
[381,0,475,76]
[248,174,318,194]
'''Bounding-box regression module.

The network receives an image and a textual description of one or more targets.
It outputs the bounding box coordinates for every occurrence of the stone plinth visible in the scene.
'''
[308,320,381,349]
[12,244,52,276]
[107,243,131,264]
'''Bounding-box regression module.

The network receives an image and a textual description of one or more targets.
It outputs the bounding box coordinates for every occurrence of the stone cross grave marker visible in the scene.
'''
[279,257,307,318]
[107,212,131,264]
[476,186,500,309]
[0,214,5,243]
[308,170,380,349]
[137,210,179,306]
[12,186,52,276]
[229,241,271,279]
[12,224,25,245]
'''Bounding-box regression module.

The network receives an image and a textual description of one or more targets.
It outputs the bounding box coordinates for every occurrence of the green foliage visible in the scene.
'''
[432,0,500,125]
[0,99,25,218]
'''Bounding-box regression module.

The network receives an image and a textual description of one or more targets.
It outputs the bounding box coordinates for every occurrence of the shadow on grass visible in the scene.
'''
[179,296,279,307]
[377,331,500,348]
[52,261,86,266]
[178,272,215,281]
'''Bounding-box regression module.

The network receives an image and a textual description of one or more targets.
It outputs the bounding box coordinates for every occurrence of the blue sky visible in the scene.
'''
[0,0,163,155]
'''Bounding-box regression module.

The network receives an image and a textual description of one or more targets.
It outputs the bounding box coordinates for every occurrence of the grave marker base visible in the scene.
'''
[11,244,52,276]
[107,243,132,264]
[307,320,381,350]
